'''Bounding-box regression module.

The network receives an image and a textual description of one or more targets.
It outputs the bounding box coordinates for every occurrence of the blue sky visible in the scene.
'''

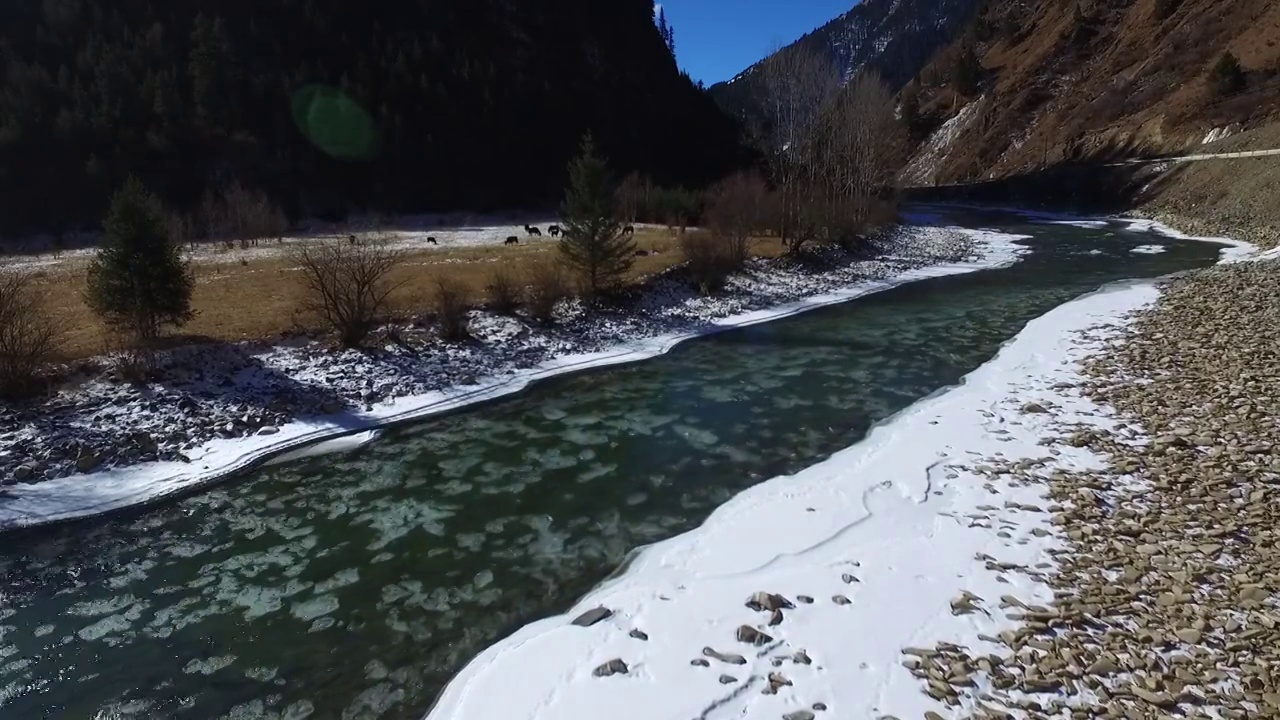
[657,0,855,85]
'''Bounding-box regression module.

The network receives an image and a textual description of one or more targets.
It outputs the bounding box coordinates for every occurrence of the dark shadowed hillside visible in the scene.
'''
[0,0,743,236]
[709,0,980,128]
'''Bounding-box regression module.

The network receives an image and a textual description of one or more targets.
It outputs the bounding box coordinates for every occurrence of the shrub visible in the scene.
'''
[85,178,194,344]
[1209,52,1246,97]
[524,259,569,323]
[434,277,471,342]
[705,172,769,266]
[559,134,634,298]
[486,266,521,315]
[0,270,59,399]
[292,236,404,348]
[679,231,740,295]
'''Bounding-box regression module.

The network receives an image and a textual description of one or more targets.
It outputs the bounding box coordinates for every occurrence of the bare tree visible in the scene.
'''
[704,171,770,265]
[0,270,59,398]
[809,72,907,248]
[292,237,404,348]
[615,172,647,224]
[756,43,840,252]
[202,182,288,248]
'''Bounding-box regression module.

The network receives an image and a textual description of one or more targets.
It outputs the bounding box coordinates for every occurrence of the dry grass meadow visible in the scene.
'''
[16,228,788,360]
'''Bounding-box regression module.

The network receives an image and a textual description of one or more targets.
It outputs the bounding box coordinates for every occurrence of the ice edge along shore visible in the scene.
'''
[422,219,1255,720]
[0,225,1026,532]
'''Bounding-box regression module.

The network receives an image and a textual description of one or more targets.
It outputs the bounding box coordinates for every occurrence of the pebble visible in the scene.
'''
[702,647,746,665]
[592,659,628,678]
[735,625,773,646]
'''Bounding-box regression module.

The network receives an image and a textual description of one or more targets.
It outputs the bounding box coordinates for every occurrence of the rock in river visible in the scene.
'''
[571,607,612,627]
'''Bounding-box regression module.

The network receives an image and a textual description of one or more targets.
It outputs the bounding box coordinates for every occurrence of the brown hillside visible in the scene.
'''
[905,0,1280,185]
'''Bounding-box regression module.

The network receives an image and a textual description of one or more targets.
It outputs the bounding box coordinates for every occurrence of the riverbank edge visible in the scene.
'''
[421,227,1255,720]
[0,229,1023,533]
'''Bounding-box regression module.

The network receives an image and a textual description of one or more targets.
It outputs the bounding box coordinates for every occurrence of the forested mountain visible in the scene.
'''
[0,0,743,236]
[710,0,980,128]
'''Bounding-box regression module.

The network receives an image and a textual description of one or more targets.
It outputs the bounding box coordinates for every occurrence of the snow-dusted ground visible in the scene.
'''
[0,225,1010,530]
[423,229,1255,720]
[1,215,670,273]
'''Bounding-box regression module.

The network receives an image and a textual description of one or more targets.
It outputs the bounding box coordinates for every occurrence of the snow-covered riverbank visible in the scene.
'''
[423,228,1254,720]
[0,224,1019,530]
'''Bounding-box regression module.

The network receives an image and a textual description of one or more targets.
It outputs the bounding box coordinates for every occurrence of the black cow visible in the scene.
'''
[427,237,438,245]
[622,225,635,236]
[548,225,561,237]
[505,236,519,245]
[525,225,543,237]
[348,234,358,245]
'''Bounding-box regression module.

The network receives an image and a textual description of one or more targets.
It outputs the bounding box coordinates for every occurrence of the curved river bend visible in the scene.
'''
[0,212,1224,719]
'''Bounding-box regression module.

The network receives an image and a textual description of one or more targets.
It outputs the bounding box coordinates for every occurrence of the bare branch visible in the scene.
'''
[291,236,405,348]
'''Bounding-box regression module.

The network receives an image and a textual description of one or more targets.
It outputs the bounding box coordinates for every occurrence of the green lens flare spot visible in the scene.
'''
[291,85,380,161]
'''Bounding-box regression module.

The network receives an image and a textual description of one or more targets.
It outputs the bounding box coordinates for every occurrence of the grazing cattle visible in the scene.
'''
[622,225,635,236]
[525,225,543,237]
[635,249,650,257]
[427,237,438,245]
[505,236,519,245]
[548,225,561,237]
[348,234,357,245]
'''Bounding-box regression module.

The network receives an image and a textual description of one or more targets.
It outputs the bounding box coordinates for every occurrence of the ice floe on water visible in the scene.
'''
[1130,244,1167,255]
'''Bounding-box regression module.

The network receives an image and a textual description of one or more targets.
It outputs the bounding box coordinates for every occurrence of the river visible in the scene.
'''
[0,212,1225,719]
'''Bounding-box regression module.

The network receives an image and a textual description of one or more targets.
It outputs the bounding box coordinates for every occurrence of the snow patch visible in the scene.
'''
[1201,125,1236,145]
[901,99,983,186]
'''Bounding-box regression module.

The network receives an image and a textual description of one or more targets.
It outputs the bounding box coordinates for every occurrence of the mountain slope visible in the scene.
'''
[902,0,1280,185]
[0,0,742,236]
[710,0,981,124]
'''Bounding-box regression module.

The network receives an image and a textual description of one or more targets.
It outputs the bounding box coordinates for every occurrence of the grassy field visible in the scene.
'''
[16,229,788,360]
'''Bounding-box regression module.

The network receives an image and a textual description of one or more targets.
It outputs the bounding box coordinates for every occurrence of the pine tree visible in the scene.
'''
[952,45,982,95]
[900,83,921,138]
[1209,52,1246,96]
[86,178,194,342]
[559,134,634,298]
[657,7,676,57]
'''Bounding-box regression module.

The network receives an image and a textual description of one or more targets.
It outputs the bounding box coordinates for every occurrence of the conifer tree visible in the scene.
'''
[559,135,635,298]
[86,178,194,342]
[1209,52,1246,96]
[657,7,676,57]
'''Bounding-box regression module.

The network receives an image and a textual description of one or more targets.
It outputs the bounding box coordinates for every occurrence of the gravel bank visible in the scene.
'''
[0,228,978,488]
[903,258,1280,717]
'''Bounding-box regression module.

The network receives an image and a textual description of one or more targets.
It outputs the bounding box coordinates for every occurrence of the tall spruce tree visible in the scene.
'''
[1209,52,1246,96]
[559,135,635,298]
[657,8,676,57]
[86,178,194,342]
